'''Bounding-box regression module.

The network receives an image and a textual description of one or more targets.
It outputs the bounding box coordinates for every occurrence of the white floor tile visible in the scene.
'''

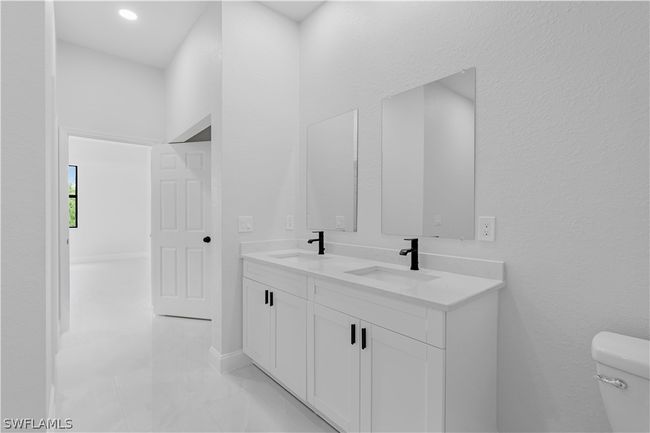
[56,259,335,433]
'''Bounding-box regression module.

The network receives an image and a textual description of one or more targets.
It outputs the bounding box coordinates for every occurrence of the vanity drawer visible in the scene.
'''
[243,260,308,299]
[309,277,445,348]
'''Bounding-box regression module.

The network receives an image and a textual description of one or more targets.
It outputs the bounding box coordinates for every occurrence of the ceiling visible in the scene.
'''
[260,1,325,22]
[54,1,208,68]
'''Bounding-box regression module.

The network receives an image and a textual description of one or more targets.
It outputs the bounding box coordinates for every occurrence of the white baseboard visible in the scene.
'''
[209,347,251,374]
[70,252,148,264]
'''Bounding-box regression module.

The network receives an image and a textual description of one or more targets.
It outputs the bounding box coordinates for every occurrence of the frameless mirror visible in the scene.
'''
[381,68,475,239]
[307,109,358,232]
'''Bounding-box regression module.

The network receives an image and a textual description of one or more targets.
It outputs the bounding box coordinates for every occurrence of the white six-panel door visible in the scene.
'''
[151,142,211,319]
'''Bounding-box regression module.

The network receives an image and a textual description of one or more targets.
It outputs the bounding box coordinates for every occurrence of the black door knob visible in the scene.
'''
[203,236,211,243]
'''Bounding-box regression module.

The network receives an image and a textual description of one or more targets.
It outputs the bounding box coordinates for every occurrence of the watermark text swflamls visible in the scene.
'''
[3,418,73,430]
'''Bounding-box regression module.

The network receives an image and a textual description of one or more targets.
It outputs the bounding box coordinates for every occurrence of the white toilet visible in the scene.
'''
[592,332,650,432]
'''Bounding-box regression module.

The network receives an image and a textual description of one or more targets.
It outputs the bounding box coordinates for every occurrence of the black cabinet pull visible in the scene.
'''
[361,327,367,350]
[265,289,268,305]
[270,291,274,307]
[351,324,356,345]
[203,236,211,243]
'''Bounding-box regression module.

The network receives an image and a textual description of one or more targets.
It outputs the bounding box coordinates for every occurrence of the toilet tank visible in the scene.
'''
[592,332,649,433]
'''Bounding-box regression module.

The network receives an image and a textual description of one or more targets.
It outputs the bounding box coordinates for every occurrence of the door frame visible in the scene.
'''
[57,127,160,335]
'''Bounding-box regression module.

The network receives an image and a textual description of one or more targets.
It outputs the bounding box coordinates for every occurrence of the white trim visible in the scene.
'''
[70,252,148,264]
[48,384,55,419]
[208,347,251,374]
[170,114,211,143]
[59,128,71,333]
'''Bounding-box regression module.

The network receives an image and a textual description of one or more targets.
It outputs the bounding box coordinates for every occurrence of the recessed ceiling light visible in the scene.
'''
[118,9,138,21]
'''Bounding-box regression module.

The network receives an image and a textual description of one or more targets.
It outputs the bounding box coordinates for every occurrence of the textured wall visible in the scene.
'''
[219,1,299,355]
[298,2,649,431]
[165,5,221,142]
[1,0,57,419]
[57,41,165,142]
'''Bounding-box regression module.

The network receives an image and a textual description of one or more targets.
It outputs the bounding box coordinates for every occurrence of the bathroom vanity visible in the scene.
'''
[241,249,504,432]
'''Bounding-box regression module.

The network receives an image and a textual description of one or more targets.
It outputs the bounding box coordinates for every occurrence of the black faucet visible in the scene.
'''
[307,231,325,255]
[399,238,419,270]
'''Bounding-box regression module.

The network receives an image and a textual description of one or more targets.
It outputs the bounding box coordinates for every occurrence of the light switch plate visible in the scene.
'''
[285,215,294,230]
[478,216,496,241]
[238,216,254,233]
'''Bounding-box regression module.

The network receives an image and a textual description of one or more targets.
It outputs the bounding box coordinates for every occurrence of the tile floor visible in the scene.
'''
[55,258,335,432]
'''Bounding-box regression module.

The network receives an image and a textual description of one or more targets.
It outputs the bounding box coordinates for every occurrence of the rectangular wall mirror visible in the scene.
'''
[381,68,476,239]
[307,109,358,232]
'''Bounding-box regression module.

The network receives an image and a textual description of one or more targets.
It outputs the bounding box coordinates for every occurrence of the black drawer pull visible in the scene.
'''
[270,291,274,307]
[265,289,268,305]
[351,324,356,345]
[361,327,367,350]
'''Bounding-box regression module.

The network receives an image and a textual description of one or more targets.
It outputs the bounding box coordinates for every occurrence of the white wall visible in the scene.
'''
[68,137,150,262]
[299,2,649,432]
[1,0,58,419]
[57,41,165,142]
[217,1,299,356]
[164,5,221,143]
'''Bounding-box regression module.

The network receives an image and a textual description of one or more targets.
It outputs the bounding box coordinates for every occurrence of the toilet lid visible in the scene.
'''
[592,332,650,379]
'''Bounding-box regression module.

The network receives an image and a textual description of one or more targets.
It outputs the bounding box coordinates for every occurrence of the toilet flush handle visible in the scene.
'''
[594,374,627,390]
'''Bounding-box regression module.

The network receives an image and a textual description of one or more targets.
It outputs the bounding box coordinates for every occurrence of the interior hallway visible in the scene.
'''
[55,258,334,432]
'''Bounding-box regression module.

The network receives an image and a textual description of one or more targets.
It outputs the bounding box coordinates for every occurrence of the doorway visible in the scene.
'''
[64,136,152,328]
[68,136,151,265]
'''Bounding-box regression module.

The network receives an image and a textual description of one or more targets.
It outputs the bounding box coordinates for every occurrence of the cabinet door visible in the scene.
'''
[307,303,360,432]
[243,278,271,370]
[270,289,307,400]
[360,323,444,432]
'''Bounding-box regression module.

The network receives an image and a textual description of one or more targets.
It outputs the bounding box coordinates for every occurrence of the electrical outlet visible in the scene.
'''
[285,214,294,230]
[478,216,496,241]
[238,216,254,233]
[335,216,345,230]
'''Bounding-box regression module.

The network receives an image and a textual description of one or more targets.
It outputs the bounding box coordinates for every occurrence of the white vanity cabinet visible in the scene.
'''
[359,323,445,432]
[307,302,445,432]
[271,288,307,398]
[307,303,361,432]
[242,261,309,400]
[242,278,272,369]
[307,279,446,432]
[242,256,500,433]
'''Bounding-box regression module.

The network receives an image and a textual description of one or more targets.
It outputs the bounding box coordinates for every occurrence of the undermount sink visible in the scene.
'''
[345,266,438,287]
[269,251,331,262]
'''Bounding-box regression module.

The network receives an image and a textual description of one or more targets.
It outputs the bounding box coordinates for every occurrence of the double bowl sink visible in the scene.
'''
[269,251,438,288]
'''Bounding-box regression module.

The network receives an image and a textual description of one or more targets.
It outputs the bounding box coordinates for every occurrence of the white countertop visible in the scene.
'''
[241,249,505,311]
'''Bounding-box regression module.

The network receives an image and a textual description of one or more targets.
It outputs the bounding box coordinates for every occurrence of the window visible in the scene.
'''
[68,165,77,228]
